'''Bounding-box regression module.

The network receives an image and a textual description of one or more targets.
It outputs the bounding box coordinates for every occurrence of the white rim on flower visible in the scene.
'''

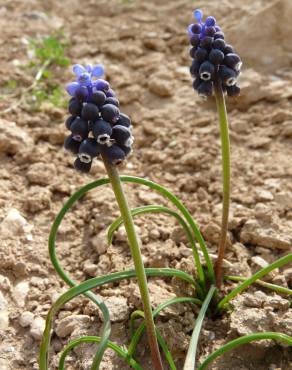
[78,153,92,163]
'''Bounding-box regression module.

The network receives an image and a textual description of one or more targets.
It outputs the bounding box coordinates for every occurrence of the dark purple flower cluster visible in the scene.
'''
[64,64,133,173]
[187,9,242,98]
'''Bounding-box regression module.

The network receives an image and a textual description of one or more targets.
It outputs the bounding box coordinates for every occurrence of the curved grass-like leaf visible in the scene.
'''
[155,330,177,370]
[128,296,202,357]
[49,176,212,288]
[59,336,143,370]
[120,176,214,284]
[128,309,177,370]
[108,204,205,296]
[39,267,197,369]
[217,253,292,311]
[183,286,217,370]
[108,205,194,248]
[48,176,208,291]
[46,179,111,369]
[225,275,292,296]
[59,333,177,370]
[198,332,292,370]
[130,310,144,337]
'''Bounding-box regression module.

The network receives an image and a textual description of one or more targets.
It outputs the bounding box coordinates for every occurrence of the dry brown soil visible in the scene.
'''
[0,0,291,369]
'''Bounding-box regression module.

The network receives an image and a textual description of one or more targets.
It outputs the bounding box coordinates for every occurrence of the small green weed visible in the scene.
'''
[2,34,70,113]
[28,34,70,69]
[5,79,18,90]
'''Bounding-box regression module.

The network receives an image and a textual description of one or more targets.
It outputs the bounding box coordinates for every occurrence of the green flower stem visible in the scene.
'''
[225,275,292,295]
[198,332,292,370]
[214,82,231,289]
[103,159,164,370]
[183,286,217,370]
[217,253,292,311]
[59,336,143,370]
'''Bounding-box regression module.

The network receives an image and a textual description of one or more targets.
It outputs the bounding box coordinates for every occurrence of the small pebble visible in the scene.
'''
[30,317,45,340]
[19,311,34,328]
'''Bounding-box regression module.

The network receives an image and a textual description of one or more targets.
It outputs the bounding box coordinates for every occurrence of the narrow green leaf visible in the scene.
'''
[128,296,202,357]
[46,179,111,370]
[127,310,177,369]
[156,330,177,370]
[198,332,292,370]
[50,176,211,286]
[130,310,145,337]
[183,286,217,370]
[225,275,292,296]
[217,253,292,311]
[120,176,214,284]
[107,204,205,293]
[59,336,143,370]
[39,268,196,369]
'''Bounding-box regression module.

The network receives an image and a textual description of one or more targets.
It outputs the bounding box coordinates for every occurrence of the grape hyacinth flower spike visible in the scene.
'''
[187,10,242,288]
[63,64,163,369]
[188,9,242,99]
[64,64,134,173]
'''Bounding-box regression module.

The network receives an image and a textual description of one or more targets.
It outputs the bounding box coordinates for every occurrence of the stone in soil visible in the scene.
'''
[12,281,29,308]
[99,296,129,322]
[230,292,291,341]
[19,311,34,328]
[240,218,292,250]
[29,316,45,340]
[0,119,33,155]
[55,315,91,338]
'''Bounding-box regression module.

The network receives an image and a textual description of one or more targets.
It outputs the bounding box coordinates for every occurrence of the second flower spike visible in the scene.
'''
[187,9,242,98]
